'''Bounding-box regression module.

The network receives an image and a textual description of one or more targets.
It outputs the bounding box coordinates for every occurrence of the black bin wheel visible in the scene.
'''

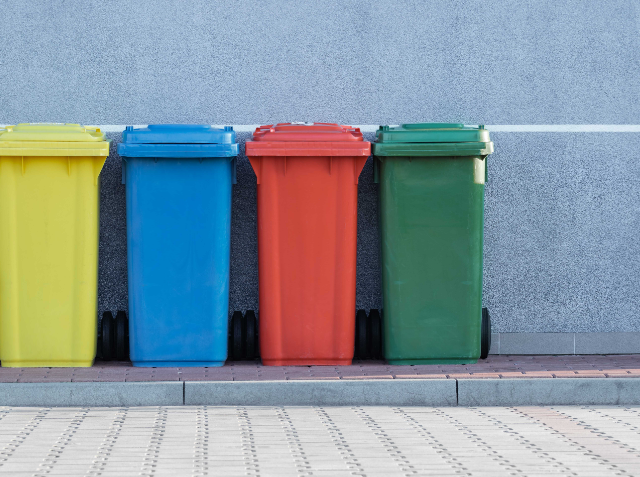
[355,309,368,359]
[245,310,257,360]
[368,309,382,359]
[101,311,115,361]
[231,311,244,361]
[115,311,129,361]
[480,307,491,359]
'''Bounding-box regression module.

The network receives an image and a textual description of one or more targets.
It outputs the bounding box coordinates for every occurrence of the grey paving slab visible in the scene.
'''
[0,382,184,407]
[184,379,457,406]
[458,378,640,406]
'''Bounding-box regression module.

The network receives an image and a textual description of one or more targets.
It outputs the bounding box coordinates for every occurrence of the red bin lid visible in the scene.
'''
[245,123,371,157]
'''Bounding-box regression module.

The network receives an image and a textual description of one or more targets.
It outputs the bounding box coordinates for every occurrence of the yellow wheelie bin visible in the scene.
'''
[0,124,109,367]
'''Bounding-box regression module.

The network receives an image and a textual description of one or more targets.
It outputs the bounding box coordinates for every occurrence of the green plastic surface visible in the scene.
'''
[373,124,493,156]
[375,123,493,364]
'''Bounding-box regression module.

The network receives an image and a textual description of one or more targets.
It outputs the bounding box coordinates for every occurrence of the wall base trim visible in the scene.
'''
[490,332,640,355]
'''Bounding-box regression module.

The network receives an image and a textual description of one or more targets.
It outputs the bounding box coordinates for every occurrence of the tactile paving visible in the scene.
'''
[0,406,638,475]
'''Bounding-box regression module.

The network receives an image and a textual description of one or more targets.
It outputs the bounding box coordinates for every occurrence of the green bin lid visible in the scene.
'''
[372,123,493,157]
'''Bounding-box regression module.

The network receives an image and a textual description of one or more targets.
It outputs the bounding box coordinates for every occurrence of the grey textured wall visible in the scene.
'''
[1,0,638,123]
[2,0,639,333]
[484,133,640,332]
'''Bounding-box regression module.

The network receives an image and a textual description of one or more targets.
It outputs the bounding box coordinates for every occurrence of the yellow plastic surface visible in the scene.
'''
[0,123,109,157]
[0,124,109,367]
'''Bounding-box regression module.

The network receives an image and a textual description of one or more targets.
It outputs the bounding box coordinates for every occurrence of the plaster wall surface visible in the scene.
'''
[1,0,639,334]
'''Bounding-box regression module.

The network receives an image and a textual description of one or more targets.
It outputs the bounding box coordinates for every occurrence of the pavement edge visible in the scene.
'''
[184,379,457,406]
[458,378,640,406]
[0,382,184,407]
[3,378,640,407]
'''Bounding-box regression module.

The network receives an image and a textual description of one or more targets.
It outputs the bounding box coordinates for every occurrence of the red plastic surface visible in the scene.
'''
[246,123,371,366]
[246,123,369,158]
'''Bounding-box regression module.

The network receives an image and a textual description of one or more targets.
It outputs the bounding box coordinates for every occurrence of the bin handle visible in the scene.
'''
[373,156,379,184]
[231,157,237,185]
[483,155,488,183]
[248,157,261,184]
[354,156,368,185]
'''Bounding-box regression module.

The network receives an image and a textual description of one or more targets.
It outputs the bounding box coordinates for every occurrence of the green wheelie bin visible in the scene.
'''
[373,123,494,364]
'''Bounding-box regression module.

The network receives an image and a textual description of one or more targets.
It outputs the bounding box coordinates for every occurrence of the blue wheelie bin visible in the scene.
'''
[118,125,238,367]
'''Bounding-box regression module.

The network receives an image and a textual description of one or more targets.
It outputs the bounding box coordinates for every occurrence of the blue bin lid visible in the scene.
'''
[118,125,239,158]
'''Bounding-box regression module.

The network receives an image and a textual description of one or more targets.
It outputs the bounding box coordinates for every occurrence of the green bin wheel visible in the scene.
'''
[101,311,115,361]
[368,309,382,359]
[355,310,368,359]
[115,311,128,361]
[480,308,491,359]
[245,310,257,360]
[231,311,244,361]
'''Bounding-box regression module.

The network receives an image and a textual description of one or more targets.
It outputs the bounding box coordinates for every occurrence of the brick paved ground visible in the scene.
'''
[0,405,639,476]
[0,355,638,383]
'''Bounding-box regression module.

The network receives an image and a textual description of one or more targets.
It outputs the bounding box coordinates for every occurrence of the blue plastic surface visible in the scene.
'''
[120,125,236,367]
[118,125,239,157]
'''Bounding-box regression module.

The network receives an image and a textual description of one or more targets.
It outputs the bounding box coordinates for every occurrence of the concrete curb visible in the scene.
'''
[0,382,184,407]
[2,379,640,407]
[458,378,640,406]
[185,379,457,406]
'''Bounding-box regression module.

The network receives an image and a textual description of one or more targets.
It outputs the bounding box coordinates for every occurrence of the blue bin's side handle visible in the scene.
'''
[121,158,127,185]
[231,157,237,185]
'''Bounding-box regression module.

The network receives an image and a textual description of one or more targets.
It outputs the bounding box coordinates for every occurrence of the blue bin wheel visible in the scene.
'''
[355,310,368,359]
[101,311,115,361]
[231,311,244,361]
[368,309,382,359]
[245,310,257,360]
[480,308,491,359]
[115,311,129,361]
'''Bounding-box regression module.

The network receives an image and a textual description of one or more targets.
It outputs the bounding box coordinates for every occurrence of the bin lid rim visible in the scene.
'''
[118,142,239,157]
[121,124,237,144]
[0,123,107,143]
[372,141,494,157]
[376,123,491,144]
[251,123,365,142]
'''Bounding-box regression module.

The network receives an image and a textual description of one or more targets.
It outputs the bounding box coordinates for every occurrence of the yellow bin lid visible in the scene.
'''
[0,123,110,156]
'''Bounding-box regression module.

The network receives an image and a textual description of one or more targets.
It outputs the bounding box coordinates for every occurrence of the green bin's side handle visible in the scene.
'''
[232,157,237,185]
[479,124,488,184]
[484,155,488,183]
[373,156,379,184]
[121,158,126,185]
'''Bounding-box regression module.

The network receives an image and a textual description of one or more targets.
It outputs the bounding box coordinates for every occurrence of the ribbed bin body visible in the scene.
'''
[373,124,494,364]
[119,125,238,367]
[0,124,108,367]
[246,123,370,366]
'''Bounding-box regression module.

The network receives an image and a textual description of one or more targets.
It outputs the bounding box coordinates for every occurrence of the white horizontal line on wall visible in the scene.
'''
[486,125,640,132]
[92,124,640,133]
[3,125,640,133]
